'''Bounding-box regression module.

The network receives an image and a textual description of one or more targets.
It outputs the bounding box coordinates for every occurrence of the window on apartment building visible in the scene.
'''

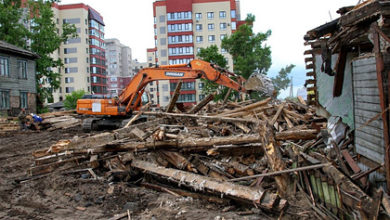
[196,36,203,42]
[162,84,169,92]
[87,67,89,73]
[199,94,205,100]
[161,61,167,65]
[221,48,227,53]
[154,17,156,24]
[208,35,215,42]
[85,19,87,25]
[232,21,237,30]
[195,13,202,20]
[63,18,80,24]
[18,60,27,79]
[160,26,166,34]
[208,23,214,30]
[182,82,195,90]
[64,48,77,54]
[160,38,166,46]
[199,82,204,89]
[196,24,202,31]
[87,77,90,83]
[20,91,28,109]
[86,57,89,63]
[219,11,226,18]
[161,49,167,57]
[56,18,59,24]
[64,57,78,64]
[178,94,195,103]
[0,57,9,77]
[159,15,165,23]
[75,28,80,33]
[0,90,10,109]
[231,10,236,19]
[220,34,227,40]
[65,38,81,44]
[65,87,74,93]
[220,23,227,30]
[65,77,74,83]
[65,67,78,73]
[207,12,214,19]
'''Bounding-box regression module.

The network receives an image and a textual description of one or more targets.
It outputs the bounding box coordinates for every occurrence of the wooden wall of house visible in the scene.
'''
[352,55,385,163]
[0,52,37,114]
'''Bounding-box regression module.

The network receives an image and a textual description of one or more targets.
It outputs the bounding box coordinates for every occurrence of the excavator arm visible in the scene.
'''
[77,59,246,116]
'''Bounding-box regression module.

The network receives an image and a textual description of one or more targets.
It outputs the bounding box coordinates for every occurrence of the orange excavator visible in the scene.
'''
[77,59,272,131]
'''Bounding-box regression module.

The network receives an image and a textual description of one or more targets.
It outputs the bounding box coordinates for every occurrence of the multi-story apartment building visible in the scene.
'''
[105,38,133,96]
[51,3,106,103]
[149,0,242,108]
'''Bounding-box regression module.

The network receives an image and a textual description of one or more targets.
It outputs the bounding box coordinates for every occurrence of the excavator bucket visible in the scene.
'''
[244,73,275,97]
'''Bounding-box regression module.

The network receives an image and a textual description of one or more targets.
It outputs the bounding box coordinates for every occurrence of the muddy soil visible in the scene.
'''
[0,128,316,219]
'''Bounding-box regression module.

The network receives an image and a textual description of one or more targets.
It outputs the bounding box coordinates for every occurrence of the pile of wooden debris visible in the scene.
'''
[38,110,80,131]
[0,117,19,134]
[20,96,389,219]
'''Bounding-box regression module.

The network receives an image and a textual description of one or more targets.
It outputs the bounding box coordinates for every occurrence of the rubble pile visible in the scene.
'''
[20,97,388,219]
[38,110,81,131]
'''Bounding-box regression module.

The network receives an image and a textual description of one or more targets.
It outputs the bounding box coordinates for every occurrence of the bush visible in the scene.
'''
[64,90,85,110]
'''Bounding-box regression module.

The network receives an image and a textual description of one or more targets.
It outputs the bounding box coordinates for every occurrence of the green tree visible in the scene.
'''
[222,14,272,79]
[64,90,85,110]
[0,0,29,48]
[272,64,295,96]
[27,0,77,112]
[197,45,233,101]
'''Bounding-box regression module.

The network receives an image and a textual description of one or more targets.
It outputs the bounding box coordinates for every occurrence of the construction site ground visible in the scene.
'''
[0,127,316,220]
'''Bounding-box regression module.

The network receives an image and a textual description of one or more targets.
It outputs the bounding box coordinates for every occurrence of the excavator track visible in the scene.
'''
[82,118,98,132]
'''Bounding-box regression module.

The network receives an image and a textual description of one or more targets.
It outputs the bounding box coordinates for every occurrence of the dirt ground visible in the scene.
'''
[0,127,317,220]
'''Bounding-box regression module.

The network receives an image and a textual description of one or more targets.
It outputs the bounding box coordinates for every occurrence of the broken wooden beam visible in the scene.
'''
[218,97,271,116]
[228,163,331,182]
[131,159,287,211]
[137,111,257,124]
[166,80,182,113]
[188,92,215,114]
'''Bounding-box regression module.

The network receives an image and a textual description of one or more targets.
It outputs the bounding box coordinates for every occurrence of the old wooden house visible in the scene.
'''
[0,40,39,115]
[304,0,390,190]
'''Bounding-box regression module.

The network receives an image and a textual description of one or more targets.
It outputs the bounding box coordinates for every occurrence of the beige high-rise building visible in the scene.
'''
[150,0,242,108]
[51,3,106,103]
[105,38,133,96]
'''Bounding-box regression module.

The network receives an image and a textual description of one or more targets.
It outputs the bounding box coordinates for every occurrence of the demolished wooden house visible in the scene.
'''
[304,0,390,195]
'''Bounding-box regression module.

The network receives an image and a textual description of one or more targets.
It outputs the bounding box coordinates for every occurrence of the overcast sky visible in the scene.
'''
[61,0,359,95]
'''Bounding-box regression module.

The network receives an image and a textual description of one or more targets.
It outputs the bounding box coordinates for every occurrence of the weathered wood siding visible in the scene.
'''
[352,56,385,163]
[0,52,37,113]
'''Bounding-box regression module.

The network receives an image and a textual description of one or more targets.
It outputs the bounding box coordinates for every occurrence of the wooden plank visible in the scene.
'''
[188,92,214,114]
[353,72,378,80]
[355,109,384,119]
[355,136,385,154]
[353,56,376,67]
[166,80,182,112]
[355,130,385,146]
[131,159,287,211]
[305,57,313,63]
[352,65,377,74]
[353,87,380,96]
[353,79,380,88]
[341,150,367,186]
[305,79,316,85]
[355,114,384,130]
[356,144,385,163]
[354,101,382,113]
[355,121,384,134]
[306,63,314,70]
[354,95,380,104]
[306,71,315,77]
